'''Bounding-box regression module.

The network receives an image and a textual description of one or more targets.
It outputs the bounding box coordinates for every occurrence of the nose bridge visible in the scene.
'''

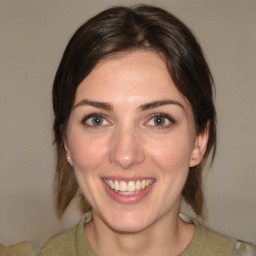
[109,123,145,169]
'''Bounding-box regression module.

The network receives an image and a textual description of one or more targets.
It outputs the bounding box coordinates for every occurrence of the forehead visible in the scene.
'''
[74,50,190,109]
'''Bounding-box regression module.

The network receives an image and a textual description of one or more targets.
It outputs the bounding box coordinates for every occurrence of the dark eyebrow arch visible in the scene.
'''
[139,100,185,111]
[73,99,113,111]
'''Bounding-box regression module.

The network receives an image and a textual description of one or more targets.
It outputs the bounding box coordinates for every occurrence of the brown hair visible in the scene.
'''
[53,5,216,218]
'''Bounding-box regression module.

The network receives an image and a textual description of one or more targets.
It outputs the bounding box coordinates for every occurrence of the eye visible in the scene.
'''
[82,113,110,128]
[146,114,175,128]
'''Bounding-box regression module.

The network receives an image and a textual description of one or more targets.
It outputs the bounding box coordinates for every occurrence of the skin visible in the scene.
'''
[64,50,208,256]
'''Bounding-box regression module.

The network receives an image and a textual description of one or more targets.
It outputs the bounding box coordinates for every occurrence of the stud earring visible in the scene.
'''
[67,155,71,161]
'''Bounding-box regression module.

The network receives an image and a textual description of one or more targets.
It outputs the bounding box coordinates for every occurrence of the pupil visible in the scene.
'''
[93,116,102,125]
[154,117,165,126]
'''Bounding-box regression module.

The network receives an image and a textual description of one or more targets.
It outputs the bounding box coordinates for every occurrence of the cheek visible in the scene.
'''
[68,132,109,172]
[147,134,193,171]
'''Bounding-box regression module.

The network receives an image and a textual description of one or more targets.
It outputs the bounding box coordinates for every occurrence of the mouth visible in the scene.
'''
[102,178,155,195]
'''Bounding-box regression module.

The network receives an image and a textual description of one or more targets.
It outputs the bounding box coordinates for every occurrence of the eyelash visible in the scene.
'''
[81,113,176,129]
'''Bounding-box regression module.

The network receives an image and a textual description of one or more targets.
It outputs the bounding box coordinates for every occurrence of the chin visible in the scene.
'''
[110,220,148,233]
[104,210,152,233]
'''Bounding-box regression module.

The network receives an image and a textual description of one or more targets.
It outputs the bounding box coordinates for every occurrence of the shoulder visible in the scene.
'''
[195,220,256,256]
[39,226,77,256]
[199,223,256,255]
[39,211,95,256]
[180,214,256,256]
[0,241,37,256]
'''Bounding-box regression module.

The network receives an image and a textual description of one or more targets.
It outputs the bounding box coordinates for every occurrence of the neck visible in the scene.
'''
[85,209,195,256]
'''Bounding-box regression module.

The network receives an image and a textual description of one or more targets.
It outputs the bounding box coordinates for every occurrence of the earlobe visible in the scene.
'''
[62,129,73,166]
[189,124,209,167]
[64,141,73,166]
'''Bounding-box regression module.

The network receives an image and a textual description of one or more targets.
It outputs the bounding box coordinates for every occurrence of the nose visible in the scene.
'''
[109,126,145,170]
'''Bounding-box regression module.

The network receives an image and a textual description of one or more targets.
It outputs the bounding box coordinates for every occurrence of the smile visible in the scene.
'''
[103,179,155,195]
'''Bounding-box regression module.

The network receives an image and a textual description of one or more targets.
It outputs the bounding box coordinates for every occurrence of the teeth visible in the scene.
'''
[119,191,140,195]
[114,180,119,191]
[104,179,154,194]
[127,181,135,192]
[119,181,127,192]
[141,180,146,189]
[135,180,141,190]
[109,180,115,189]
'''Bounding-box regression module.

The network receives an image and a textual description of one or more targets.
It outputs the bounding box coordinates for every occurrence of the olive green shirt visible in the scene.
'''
[1,212,255,255]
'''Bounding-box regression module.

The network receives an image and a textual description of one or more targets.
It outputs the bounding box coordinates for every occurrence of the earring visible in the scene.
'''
[67,155,71,161]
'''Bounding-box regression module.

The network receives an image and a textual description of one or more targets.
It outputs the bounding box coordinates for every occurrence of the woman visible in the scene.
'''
[1,4,255,256]
[42,5,255,255]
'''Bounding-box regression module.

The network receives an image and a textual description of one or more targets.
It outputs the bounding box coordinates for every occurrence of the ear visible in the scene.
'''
[62,126,73,166]
[189,123,209,167]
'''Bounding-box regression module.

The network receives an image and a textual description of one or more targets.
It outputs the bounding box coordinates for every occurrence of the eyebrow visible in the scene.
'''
[73,99,185,112]
[139,100,185,111]
[73,99,113,111]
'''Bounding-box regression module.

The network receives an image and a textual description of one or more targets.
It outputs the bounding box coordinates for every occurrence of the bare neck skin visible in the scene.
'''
[85,204,195,256]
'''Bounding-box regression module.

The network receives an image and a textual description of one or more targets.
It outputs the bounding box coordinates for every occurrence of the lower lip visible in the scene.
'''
[101,180,155,204]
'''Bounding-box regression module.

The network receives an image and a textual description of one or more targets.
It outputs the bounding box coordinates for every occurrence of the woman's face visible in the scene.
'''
[65,51,207,232]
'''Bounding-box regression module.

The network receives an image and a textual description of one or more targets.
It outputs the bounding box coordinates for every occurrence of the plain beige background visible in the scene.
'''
[0,0,255,249]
